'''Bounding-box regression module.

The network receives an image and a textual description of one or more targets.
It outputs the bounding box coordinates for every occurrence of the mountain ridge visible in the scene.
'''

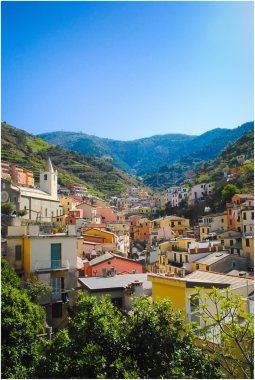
[1,122,140,198]
[39,121,254,176]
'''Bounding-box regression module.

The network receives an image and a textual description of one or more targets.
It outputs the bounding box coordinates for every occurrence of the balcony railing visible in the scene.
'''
[51,291,68,303]
[35,259,69,272]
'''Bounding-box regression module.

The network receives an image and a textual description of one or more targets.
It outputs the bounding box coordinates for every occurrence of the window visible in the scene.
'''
[252,212,254,220]
[45,208,47,217]
[206,265,210,271]
[221,240,224,245]
[15,245,22,261]
[244,226,246,232]
[180,255,183,264]
[185,255,189,263]
[230,240,234,246]
[237,249,240,255]
[243,212,247,220]
[246,239,250,247]
[229,220,232,225]
[202,228,204,233]
[188,293,201,326]
[196,264,199,270]
[207,228,210,233]
[52,303,62,318]
[178,221,181,225]
[44,174,47,180]
[51,244,61,268]
[174,252,176,262]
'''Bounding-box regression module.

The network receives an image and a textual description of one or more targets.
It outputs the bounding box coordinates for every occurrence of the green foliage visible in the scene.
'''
[1,259,46,379]
[40,294,222,379]
[17,209,28,217]
[221,184,241,202]
[1,122,139,197]
[24,275,52,303]
[198,174,210,183]
[195,287,254,379]
[1,202,16,216]
[1,257,20,288]
[39,122,253,178]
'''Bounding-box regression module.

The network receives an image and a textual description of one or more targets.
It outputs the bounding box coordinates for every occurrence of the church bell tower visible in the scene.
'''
[40,157,58,199]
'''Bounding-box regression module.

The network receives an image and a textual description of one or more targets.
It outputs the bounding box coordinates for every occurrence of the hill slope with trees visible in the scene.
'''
[39,122,253,176]
[1,122,139,198]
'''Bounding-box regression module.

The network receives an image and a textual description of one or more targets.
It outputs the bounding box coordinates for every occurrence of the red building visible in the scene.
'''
[83,252,143,277]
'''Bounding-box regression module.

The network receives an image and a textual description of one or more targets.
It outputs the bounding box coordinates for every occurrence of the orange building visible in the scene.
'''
[2,163,35,187]
[1,161,11,179]
[226,194,254,230]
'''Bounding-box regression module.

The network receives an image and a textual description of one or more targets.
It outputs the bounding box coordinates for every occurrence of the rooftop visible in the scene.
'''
[78,273,152,291]
[187,270,254,290]
[193,251,230,265]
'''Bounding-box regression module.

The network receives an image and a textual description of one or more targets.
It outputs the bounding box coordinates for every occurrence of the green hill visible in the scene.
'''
[39,122,253,176]
[143,122,254,190]
[1,122,140,198]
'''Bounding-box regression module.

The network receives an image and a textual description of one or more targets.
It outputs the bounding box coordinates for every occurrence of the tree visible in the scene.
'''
[24,274,52,303]
[17,209,28,217]
[127,297,221,379]
[1,259,46,379]
[194,287,254,379]
[221,184,241,203]
[40,294,222,379]
[1,202,16,216]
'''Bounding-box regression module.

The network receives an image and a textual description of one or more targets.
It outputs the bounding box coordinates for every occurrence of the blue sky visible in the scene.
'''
[1,1,254,140]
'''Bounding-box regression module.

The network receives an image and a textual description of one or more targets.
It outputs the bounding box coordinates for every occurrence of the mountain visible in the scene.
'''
[199,129,254,191]
[1,122,140,198]
[143,122,254,189]
[39,122,254,176]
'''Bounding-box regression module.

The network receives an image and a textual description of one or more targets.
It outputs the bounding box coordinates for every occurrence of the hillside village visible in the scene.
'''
[2,153,254,330]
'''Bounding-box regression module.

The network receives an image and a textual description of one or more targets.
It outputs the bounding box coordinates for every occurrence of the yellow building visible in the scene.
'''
[59,196,78,215]
[242,236,254,267]
[148,271,254,326]
[84,228,117,244]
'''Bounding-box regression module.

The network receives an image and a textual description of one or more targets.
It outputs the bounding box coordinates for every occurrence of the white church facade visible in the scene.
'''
[1,158,63,222]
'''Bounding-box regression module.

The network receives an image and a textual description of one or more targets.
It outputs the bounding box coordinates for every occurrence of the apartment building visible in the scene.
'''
[6,225,78,328]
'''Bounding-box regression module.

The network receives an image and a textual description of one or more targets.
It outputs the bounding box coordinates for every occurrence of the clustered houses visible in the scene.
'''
[2,157,254,336]
[165,183,215,208]
[166,185,189,207]
[1,160,34,187]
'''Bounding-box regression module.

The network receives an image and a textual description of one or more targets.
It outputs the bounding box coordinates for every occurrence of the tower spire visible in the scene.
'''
[45,157,54,173]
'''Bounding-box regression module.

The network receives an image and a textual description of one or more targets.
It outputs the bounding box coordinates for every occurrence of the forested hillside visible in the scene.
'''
[1,123,139,198]
[143,123,254,189]
[39,122,253,176]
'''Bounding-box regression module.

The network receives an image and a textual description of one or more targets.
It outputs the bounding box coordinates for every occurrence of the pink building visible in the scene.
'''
[96,208,117,223]
[83,252,143,277]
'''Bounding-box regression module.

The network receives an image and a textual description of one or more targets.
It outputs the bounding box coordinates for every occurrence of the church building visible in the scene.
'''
[1,158,63,222]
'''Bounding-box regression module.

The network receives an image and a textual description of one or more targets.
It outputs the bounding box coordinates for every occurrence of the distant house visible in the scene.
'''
[78,273,152,310]
[82,252,143,277]
[198,212,227,240]
[191,251,248,273]
[188,183,214,205]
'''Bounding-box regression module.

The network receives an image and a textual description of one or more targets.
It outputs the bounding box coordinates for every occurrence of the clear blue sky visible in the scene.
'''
[2,1,254,140]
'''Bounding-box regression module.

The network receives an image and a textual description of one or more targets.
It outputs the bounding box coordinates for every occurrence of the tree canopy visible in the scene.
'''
[1,258,46,379]
[40,294,222,379]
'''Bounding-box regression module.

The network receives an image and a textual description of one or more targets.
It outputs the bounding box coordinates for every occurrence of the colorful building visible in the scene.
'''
[82,252,143,277]
[6,225,78,328]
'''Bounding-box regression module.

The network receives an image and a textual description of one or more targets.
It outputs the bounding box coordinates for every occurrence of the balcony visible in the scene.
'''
[35,259,69,273]
[51,291,68,303]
